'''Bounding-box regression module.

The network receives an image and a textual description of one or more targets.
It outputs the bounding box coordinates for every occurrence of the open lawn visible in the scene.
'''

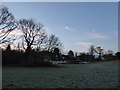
[2,60,118,88]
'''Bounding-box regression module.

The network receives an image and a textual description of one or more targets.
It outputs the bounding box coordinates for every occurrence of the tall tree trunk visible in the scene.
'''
[24,45,32,65]
[26,45,31,53]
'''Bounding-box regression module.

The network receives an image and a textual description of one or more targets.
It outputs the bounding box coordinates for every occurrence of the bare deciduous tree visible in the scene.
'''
[45,34,62,52]
[0,6,17,44]
[89,45,95,56]
[19,19,47,52]
[89,45,95,61]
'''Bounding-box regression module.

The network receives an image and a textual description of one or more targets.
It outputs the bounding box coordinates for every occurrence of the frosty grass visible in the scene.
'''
[2,60,118,88]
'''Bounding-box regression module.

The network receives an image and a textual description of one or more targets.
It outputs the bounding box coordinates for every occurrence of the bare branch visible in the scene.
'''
[0,6,17,44]
[18,19,46,52]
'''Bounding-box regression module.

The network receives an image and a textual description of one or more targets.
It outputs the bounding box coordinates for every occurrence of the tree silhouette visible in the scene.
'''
[89,45,95,61]
[68,50,74,57]
[116,52,120,59]
[68,50,74,63]
[0,6,17,44]
[54,48,60,55]
[19,19,46,52]
[6,44,11,51]
[45,34,62,52]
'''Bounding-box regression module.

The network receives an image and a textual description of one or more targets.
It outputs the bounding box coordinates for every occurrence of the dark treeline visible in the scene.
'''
[2,47,62,67]
[2,44,119,66]
[1,6,119,67]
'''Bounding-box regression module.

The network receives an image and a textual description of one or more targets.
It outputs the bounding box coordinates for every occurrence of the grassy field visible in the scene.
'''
[2,60,118,88]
